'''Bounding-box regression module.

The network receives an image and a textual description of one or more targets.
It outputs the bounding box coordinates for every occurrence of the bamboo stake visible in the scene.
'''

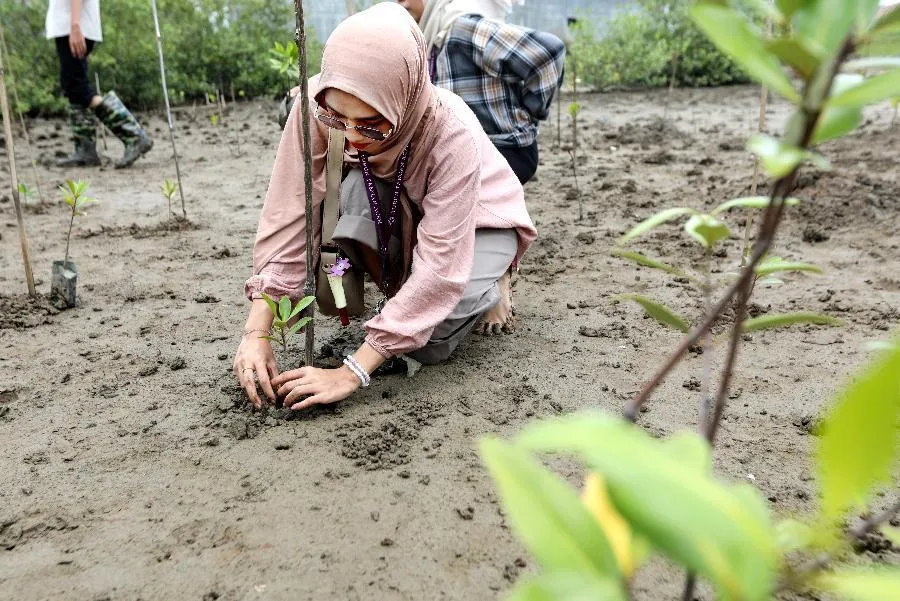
[94,72,107,150]
[150,0,187,219]
[345,0,355,16]
[0,46,36,297]
[294,0,316,368]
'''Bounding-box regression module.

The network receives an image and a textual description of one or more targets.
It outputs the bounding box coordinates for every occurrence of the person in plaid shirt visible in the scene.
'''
[399,0,565,183]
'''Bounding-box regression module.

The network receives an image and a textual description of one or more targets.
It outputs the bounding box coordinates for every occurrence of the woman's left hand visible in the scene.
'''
[271,365,361,410]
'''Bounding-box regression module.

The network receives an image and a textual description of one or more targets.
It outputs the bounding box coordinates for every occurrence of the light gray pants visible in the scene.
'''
[332,169,517,365]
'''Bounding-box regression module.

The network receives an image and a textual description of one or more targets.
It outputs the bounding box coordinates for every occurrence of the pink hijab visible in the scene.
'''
[313,2,437,180]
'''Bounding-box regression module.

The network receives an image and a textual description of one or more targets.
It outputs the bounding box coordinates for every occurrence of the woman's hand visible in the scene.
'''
[69,23,87,58]
[271,366,361,411]
[233,332,278,409]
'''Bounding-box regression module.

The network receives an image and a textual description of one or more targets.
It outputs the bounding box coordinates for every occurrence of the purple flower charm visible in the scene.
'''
[327,257,351,277]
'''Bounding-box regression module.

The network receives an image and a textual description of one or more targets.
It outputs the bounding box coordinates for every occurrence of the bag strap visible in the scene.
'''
[321,127,346,246]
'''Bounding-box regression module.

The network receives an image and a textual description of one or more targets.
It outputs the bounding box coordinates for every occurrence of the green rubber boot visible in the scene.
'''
[56,105,101,167]
[93,91,153,169]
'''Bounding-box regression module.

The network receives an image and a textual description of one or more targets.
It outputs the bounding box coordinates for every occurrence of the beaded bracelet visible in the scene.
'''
[343,354,371,388]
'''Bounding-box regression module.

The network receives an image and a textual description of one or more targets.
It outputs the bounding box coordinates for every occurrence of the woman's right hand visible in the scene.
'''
[69,23,87,58]
[233,332,278,409]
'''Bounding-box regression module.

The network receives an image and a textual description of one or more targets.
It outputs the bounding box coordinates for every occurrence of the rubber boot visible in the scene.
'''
[56,105,101,167]
[92,91,153,169]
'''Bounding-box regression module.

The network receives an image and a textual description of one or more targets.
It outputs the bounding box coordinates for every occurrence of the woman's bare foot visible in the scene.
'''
[477,270,516,336]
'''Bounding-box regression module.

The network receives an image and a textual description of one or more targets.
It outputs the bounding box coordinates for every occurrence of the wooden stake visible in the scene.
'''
[294,0,316,368]
[150,0,187,219]
[93,71,108,151]
[345,0,355,16]
[0,45,36,297]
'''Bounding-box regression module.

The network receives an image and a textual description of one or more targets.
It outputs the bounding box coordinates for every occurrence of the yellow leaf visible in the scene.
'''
[582,473,635,578]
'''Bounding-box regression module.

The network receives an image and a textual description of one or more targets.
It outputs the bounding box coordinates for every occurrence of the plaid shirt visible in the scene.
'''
[434,15,566,149]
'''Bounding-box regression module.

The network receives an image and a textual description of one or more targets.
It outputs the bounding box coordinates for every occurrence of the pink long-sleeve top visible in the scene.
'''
[246,67,535,361]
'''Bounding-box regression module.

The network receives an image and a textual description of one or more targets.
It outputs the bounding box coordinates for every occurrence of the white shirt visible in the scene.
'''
[45,0,103,42]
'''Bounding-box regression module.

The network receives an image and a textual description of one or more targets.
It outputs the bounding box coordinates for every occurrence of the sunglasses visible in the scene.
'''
[315,106,393,142]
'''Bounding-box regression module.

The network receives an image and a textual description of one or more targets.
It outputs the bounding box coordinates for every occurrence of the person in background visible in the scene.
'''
[397,0,565,184]
[46,0,153,168]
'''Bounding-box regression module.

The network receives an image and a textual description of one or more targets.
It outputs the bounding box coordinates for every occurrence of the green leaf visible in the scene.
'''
[278,296,291,321]
[754,258,822,277]
[812,105,863,144]
[775,0,810,19]
[843,57,900,72]
[508,573,627,601]
[793,0,857,56]
[287,317,311,336]
[259,292,279,317]
[288,295,315,320]
[690,3,801,103]
[516,415,777,601]
[609,249,689,279]
[711,196,800,214]
[684,214,730,249]
[758,277,784,286]
[747,134,807,178]
[872,6,900,34]
[816,341,900,522]
[775,519,813,553]
[767,39,822,79]
[619,207,697,244]
[829,70,900,107]
[854,0,882,35]
[817,568,900,601]
[260,335,279,344]
[741,312,841,332]
[612,294,691,333]
[660,432,711,474]
[479,438,623,579]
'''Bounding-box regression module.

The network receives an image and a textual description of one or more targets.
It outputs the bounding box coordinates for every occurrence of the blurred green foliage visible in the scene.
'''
[0,0,323,116]
[569,0,754,90]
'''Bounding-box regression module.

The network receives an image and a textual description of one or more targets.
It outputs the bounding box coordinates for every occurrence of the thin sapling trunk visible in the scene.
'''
[150,0,187,219]
[294,0,316,368]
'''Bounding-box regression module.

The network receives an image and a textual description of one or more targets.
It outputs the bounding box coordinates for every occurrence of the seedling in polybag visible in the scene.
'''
[60,180,98,265]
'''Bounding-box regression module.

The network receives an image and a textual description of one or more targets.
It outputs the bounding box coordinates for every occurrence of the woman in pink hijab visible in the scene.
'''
[233,2,536,411]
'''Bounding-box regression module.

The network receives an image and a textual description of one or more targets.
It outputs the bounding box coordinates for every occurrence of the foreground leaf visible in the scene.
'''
[609,249,689,279]
[691,3,800,103]
[871,5,900,34]
[289,295,315,320]
[582,474,636,579]
[767,38,821,79]
[612,294,690,333]
[816,340,900,522]
[516,415,776,601]
[509,572,627,601]
[754,258,822,277]
[684,214,730,249]
[829,70,900,107]
[711,196,800,215]
[259,292,279,317]
[817,568,900,600]
[480,439,623,579]
[619,207,697,244]
[742,312,841,332]
[747,134,807,178]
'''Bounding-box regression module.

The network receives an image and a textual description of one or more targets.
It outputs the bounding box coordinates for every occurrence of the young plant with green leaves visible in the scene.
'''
[269,41,299,81]
[161,178,177,219]
[258,292,314,352]
[59,179,98,265]
[477,1,900,599]
[610,197,839,335]
[481,338,900,600]
[17,181,34,203]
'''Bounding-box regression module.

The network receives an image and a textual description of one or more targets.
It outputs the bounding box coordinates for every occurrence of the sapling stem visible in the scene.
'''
[556,90,561,148]
[294,0,316,368]
[0,42,36,297]
[568,150,582,222]
[698,248,713,428]
[150,0,187,219]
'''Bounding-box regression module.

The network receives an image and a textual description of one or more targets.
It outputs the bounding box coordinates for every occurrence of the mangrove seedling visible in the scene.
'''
[259,292,315,352]
[17,182,34,203]
[161,178,177,219]
[60,179,98,266]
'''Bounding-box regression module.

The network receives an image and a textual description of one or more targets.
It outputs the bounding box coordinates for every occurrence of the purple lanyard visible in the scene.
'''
[357,145,411,290]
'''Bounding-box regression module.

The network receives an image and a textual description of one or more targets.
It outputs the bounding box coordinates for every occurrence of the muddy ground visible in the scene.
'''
[1,86,898,600]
